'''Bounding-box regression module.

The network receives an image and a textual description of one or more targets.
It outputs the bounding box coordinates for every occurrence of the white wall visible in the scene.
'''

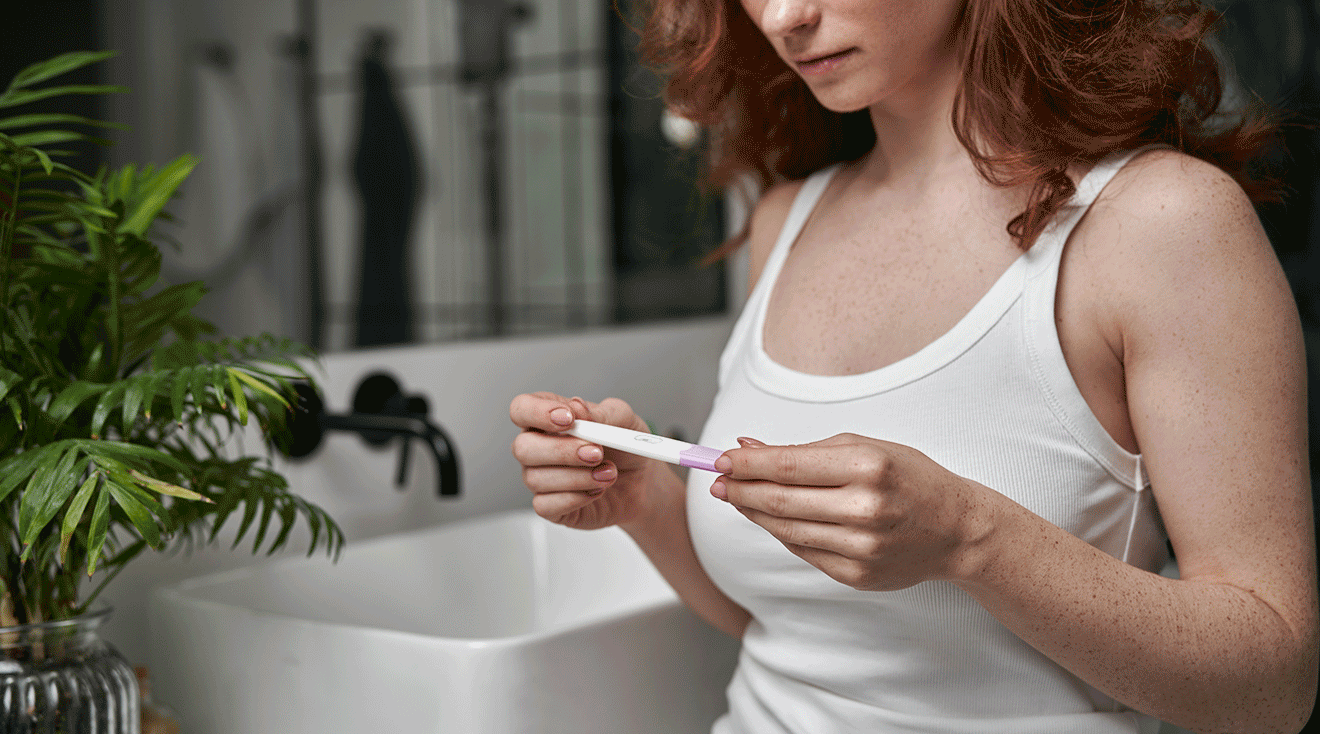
[100,316,734,673]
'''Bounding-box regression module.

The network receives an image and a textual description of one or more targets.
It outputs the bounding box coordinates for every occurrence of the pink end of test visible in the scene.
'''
[678,445,725,473]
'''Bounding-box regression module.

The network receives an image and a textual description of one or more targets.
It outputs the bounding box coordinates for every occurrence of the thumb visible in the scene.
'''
[576,396,648,433]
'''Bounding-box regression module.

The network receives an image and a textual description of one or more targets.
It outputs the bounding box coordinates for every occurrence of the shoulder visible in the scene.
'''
[1068,147,1294,355]
[744,178,807,293]
[1072,149,1278,300]
[1103,147,1256,220]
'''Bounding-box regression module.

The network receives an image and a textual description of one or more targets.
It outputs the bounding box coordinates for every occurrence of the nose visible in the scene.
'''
[756,0,820,37]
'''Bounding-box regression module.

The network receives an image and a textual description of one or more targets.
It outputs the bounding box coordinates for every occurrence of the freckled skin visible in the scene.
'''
[511,1,1319,731]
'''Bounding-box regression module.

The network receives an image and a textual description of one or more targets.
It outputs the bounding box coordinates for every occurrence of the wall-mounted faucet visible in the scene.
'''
[283,372,460,497]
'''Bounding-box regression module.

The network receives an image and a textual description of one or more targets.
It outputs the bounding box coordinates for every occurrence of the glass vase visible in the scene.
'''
[0,606,139,734]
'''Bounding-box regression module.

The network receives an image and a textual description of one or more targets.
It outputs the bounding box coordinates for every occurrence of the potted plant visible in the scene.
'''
[0,51,342,733]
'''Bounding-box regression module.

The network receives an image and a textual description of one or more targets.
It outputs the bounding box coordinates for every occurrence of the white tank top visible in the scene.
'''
[687,150,1168,734]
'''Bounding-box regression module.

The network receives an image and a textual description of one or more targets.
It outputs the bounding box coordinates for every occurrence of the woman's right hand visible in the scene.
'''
[509,392,662,530]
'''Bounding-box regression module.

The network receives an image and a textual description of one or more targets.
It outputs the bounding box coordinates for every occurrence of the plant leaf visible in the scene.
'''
[170,367,189,423]
[60,473,100,566]
[0,366,20,404]
[47,381,109,426]
[105,480,161,548]
[122,375,146,434]
[77,439,189,476]
[0,112,128,132]
[0,85,130,110]
[90,382,126,438]
[231,485,261,550]
[8,129,94,148]
[85,481,112,574]
[230,368,290,409]
[0,444,54,503]
[5,51,117,91]
[226,369,248,426]
[250,495,277,554]
[6,396,24,430]
[19,447,80,555]
[33,144,56,175]
[127,469,210,503]
[118,155,197,237]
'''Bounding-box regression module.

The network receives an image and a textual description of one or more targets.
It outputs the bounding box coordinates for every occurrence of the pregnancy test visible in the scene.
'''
[565,420,725,473]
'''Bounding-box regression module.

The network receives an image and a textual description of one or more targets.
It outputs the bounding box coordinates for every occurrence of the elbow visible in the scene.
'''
[1222,638,1318,734]
[1165,627,1318,734]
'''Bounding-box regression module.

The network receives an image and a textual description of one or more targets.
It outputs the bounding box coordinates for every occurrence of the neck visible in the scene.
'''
[857,52,968,189]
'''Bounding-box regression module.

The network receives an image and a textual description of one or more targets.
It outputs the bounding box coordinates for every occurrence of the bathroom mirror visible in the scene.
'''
[104,0,727,351]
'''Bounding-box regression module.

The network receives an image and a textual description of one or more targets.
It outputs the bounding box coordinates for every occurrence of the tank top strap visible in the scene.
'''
[1024,146,1165,275]
[753,164,843,302]
[718,164,842,385]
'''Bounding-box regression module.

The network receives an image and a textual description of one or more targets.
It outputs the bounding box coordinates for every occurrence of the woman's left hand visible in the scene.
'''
[711,434,998,592]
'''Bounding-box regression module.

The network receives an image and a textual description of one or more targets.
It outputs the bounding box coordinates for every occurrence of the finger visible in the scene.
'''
[510,392,578,432]
[582,396,649,433]
[533,489,605,519]
[735,505,855,556]
[715,477,846,523]
[512,430,605,467]
[777,540,876,591]
[720,442,873,487]
[523,463,617,494]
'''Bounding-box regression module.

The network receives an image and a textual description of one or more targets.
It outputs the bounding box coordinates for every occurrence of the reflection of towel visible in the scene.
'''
[177,60,250,271]
[352,34,422,348]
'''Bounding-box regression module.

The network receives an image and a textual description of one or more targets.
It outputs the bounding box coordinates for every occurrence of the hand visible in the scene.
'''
[711,434,995,591]
[509,392,661,530]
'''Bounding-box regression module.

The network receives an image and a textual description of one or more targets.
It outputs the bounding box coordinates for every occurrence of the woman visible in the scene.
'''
[510,0,1318,731]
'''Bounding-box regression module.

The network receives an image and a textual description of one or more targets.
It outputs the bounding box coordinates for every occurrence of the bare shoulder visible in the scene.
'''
[1069,148,1289,329]
[1081,148,1271,267]
[745,179,806,292]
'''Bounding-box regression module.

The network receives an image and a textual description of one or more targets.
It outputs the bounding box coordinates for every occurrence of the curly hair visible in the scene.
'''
[638,0,1281,249]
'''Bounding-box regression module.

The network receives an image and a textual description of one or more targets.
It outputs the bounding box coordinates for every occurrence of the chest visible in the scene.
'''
[762,202,1022,376]
[757,184,1137,454]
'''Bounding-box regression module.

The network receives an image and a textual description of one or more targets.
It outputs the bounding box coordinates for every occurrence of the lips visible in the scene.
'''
[793,48,855,75]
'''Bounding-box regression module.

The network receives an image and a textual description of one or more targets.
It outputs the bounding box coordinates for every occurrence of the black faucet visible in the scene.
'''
[282,372,460,497]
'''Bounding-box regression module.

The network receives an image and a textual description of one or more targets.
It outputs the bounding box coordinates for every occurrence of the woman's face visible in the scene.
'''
[738,0,966,113]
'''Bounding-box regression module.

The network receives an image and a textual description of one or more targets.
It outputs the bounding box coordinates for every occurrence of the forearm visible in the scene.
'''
[621,464,751,639]
[957,494,1318,733]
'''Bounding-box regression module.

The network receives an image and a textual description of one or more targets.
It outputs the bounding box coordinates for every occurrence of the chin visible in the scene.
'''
[801,79,880,115]
[809,91,874,115]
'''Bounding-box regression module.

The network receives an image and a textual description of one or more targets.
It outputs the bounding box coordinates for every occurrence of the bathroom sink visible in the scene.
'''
[150,509,739,734]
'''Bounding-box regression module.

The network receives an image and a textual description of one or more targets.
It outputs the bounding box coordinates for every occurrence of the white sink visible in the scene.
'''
[150,509,739,734]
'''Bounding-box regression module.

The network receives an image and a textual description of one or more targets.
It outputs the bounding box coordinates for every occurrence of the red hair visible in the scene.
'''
[639,0,1281,250]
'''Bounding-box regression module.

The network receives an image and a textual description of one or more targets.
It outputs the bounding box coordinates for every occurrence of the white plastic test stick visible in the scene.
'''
[564,420,725,473]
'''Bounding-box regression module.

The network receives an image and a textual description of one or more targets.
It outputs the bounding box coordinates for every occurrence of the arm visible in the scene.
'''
[965,154,1317,731]
[711,155,1317,731]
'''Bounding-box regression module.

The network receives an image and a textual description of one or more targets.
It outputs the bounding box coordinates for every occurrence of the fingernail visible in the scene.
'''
[592,465,616,482]
[737,437,765,448]
[710,479,728,501]
[577,445,603,463]
[550,408,573,426]
[714,454,732,473]
[569,397,589,414]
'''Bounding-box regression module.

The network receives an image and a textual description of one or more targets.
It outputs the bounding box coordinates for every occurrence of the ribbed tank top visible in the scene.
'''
[687,149,1168,734]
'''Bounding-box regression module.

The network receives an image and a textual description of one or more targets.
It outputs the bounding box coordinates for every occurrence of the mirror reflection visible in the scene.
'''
[107,0,727,351]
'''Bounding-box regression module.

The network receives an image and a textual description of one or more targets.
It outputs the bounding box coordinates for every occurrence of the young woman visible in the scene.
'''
[510,0,1318,731]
